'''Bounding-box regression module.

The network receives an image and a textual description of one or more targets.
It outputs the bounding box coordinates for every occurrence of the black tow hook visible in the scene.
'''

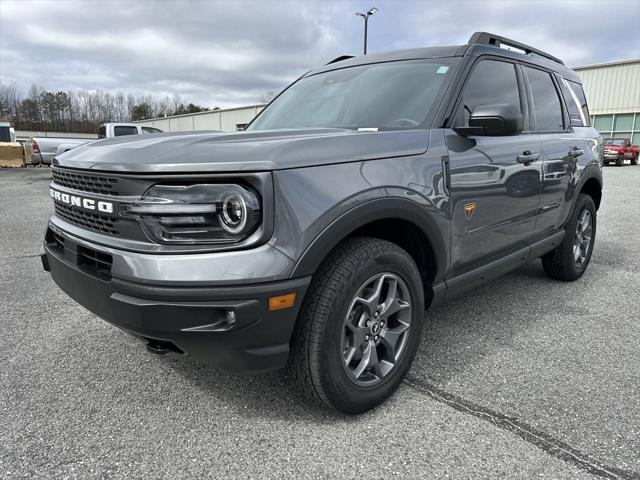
[146,340,173,355]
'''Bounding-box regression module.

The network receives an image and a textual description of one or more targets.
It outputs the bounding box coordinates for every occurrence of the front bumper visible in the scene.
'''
[42,226,310,374]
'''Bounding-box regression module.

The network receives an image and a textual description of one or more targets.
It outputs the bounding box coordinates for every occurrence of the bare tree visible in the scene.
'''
[0,83,212,132]
[259,90,277,104]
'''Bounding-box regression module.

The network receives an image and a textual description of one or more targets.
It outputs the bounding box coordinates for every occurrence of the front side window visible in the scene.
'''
[456,60,522,127]
[525,67,564,131]
[249,59,457,131]
[141,127,161,134]
[114,126,139,137]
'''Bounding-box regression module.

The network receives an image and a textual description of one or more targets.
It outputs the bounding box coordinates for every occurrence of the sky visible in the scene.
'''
[1,0,639,108]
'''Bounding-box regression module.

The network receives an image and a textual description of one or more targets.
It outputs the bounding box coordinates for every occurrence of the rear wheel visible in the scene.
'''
[289,237,424,414]
[541,194,596,281]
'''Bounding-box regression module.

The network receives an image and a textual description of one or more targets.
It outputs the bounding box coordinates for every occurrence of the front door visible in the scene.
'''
[446,58,542,271]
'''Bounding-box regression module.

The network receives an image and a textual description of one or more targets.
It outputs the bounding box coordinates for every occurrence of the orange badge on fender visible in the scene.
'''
[464,203,476,220]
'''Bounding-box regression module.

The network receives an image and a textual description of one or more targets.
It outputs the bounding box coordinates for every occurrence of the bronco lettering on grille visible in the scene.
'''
[50,188,114,214]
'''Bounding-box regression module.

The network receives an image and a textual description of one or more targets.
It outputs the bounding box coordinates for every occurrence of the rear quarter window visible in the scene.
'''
[560,78,591,127]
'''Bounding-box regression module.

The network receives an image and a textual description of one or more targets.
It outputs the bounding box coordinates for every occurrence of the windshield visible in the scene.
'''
[249,59,457,131]
[605,138,625,146]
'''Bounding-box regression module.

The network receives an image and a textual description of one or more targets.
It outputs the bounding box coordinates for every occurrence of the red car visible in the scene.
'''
[603,137,639,166]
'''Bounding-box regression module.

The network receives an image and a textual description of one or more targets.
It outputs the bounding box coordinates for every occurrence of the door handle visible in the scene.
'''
[517,151,540,164]
[569,148,584,158]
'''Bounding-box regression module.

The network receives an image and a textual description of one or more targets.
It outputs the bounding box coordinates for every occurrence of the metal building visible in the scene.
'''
[137,104,266,133]
[574,59,640,145]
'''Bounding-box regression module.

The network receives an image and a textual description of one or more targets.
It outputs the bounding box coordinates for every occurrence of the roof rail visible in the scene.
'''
[468,32,564,65]
[326,55,355,65]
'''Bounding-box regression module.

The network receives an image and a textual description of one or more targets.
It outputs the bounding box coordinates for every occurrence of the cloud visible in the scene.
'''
[1,0,638,107]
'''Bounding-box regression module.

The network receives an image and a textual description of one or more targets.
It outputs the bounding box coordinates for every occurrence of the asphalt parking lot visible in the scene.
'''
[1,166,639,479]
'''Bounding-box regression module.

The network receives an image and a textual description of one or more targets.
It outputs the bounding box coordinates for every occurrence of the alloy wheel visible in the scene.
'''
[574,209,593,266]
[341,273,412,386]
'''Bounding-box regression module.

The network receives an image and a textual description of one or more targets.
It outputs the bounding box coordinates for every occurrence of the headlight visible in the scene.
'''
[123,184,261,244]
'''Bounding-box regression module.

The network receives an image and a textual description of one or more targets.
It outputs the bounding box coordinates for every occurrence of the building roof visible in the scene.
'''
[573,58,640,70]
[135,103,267,123]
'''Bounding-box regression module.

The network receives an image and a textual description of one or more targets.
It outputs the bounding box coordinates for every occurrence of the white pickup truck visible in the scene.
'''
[30,123,162,165]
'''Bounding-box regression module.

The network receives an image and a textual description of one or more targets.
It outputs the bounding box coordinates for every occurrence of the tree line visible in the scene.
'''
[0,82,215,134]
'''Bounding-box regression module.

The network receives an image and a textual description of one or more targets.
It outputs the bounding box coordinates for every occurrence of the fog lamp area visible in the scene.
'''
[123,184,261,245]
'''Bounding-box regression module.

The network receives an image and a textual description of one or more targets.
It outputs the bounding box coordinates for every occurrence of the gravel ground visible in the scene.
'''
[1,166,638,479]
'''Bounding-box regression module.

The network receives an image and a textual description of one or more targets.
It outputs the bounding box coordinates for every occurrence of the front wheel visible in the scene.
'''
[616,155,624,166]
[289,237,424,414]
[541,194,596,281]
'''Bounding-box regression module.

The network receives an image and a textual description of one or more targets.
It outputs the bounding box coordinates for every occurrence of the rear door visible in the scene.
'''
[523,66,587,234]
[446,58,542,271]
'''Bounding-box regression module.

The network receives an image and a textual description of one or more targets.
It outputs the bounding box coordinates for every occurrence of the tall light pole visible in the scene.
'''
[356,7,378,55]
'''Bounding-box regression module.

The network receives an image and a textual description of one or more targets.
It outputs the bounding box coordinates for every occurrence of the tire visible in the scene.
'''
[616,155,624,166]
[289,237,424,414]
[541,194,596,281]
[602,161,609,166]
[632,155,638,166]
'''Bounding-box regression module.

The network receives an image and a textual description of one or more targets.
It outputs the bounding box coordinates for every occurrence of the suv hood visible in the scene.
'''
[54,129,429,173]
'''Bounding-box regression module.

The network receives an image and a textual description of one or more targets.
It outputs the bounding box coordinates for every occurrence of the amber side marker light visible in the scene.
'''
[268,292,297,311]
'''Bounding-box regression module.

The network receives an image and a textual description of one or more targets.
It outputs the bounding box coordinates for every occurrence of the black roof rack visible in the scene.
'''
[326,55,355,65]
[468,32,564,65]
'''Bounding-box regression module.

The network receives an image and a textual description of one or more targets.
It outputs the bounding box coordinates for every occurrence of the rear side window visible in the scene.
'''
[562,79,591,126]
[457,60,522,127]
[113,126,139,137]
[525,67,564,131]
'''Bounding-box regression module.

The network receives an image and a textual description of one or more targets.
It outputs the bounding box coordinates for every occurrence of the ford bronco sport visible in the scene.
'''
[42,32,602,414]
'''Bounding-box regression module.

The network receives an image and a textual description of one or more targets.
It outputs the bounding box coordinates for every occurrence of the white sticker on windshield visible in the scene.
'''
[358,128,379,132]
[436,66,449,74]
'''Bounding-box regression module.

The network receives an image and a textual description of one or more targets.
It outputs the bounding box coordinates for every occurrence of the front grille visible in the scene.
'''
[45,226,113,280]
[54,202,119,235]
[77,245,113,280]
[45,228,65,253]
[52,169,119,196]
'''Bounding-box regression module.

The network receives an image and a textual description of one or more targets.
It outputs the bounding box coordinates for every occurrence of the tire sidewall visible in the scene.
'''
[564,195,597,278]
[319,246,424,413]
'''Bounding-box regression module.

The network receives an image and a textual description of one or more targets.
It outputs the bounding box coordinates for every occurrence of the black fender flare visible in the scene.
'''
[574,166,603,209]
[290,197,448,281]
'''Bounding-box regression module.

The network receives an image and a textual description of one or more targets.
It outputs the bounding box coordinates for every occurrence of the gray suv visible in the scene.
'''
[42,32,602,414]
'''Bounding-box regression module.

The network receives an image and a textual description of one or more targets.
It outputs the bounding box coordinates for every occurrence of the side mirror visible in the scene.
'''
[455,103,523,137]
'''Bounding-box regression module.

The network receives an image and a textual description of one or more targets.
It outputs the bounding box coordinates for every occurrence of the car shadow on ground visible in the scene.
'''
[417,260,552,384]
[160,260,551,420]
